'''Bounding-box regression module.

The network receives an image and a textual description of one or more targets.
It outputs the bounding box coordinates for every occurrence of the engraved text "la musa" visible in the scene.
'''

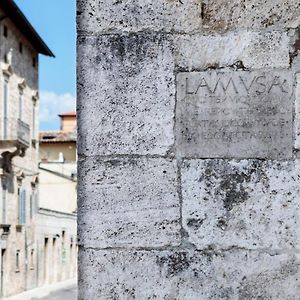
[185,75,289,95]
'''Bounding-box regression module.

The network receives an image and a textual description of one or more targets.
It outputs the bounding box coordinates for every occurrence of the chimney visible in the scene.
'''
[58,112,76,132]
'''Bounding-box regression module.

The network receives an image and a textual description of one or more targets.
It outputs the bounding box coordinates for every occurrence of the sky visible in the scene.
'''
[14,0,76,131]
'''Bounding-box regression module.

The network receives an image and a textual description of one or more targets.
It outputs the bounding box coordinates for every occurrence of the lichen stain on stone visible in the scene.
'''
[238,258,300,299]
[186,218,205,230]
[101,158,139,169]
[157,252,190,277]
[94,33,164,78]
[155,219,180,231]
[94,34,164,77]
[261,14,281,27]
[199,160,270,211]
[112,35,126,60]
[219,173,250,211]
[216,217,228,230]
[201,1,229,31]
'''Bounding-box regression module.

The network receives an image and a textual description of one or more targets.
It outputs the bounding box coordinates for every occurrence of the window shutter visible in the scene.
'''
[22,190,26,224]
[2,189,6,224]
[35,191,39,213]
[19,189,26,224]
[18,189,22,224]
[30,191,38,218]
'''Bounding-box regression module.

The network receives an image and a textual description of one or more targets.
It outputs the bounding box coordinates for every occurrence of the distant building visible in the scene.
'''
[39,112,77,163]
[0,0,54,297]
[38,112,77,284]
[59,111,77,132]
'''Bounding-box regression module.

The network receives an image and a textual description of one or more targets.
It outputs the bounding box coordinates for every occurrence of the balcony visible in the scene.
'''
[0,118,30,149]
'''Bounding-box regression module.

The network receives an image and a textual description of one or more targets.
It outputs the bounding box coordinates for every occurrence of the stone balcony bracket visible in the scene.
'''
[0,224,11,237]
[0,146,27,174]
[1,62,13,78]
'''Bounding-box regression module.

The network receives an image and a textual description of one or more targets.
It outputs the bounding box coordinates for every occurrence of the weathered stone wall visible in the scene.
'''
[77,1,300,299]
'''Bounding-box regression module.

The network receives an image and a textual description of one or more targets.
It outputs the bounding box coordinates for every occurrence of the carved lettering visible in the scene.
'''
[255,76,267,94]
[239,75,256,93]
[176,70,293,159]
[268,76,289,93]
[185,77,194,95]
[195,77,212,94]
[184,74,291,97]
[211,77,238,94]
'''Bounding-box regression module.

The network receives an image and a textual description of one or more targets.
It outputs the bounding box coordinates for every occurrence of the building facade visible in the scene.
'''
[38,112,77,287]
[0,1,53,297]
[36,209,77,287]
[0,1,77,298]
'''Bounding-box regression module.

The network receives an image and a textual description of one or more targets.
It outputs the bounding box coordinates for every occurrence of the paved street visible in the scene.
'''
[33,284,77,300]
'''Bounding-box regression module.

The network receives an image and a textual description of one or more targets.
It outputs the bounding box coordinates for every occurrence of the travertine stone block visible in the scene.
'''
[78,157,181,248]
[77,34,175,156]
[175,31,290,70]
[79,248,300,299]
[202,0,300,31]
[182,159,300,250]
[176,70,294,159]
[77,0,202,34]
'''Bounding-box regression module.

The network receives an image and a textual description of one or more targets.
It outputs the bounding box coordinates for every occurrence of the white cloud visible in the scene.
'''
[39,91,76,127]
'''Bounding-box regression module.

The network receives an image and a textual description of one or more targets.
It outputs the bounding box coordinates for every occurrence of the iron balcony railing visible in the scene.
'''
[0,118,30,148]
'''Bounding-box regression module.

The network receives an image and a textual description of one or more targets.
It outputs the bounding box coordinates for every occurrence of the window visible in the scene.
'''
[70,242,73,266]
[32,103,36,139]
[18,90,23,120]
[30,194,33,219]
[15,250,20,272]
[3,54,8,64]
[0,187,7,224]
[30,249,34,270]
[19,42,23,53]
[3,78,8,139]
[35,190,39,213]
[61,231,66,263]
[3,25,7,38]
[18,189,26,225]
[32,57,36,68]
[30,190,38,219]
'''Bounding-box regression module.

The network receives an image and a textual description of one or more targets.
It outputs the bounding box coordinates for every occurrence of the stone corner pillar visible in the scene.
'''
[77,0,300,299]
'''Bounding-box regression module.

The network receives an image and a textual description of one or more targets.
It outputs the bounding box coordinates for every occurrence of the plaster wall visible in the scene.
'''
[39,164,77,214]
[39,142,76,162]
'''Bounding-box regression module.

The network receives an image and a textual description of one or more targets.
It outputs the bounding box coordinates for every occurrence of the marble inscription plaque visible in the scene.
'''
[176,71,293,159]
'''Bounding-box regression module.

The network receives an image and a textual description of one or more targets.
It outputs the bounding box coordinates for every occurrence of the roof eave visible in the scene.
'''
[0,0,55,57]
